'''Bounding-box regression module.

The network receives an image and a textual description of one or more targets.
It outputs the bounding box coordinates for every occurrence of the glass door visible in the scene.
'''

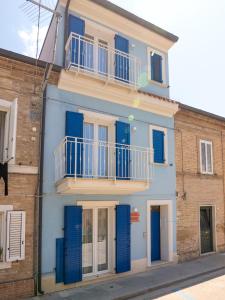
[82,209,94,274]
[97,208,108,272]
[200,206,213,254]
[82,207,109,276]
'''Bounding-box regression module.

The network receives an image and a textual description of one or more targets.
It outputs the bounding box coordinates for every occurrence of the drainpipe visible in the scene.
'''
[63,0,71,63]
[37,87,47,295]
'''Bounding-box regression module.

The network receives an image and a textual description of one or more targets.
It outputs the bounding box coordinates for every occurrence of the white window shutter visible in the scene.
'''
[7,98,18,162]
[6,211,26,262]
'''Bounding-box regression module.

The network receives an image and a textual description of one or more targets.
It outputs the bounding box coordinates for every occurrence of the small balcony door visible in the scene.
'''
[82,207,110,276]
[83,122,109,178]
[82,35,108,76]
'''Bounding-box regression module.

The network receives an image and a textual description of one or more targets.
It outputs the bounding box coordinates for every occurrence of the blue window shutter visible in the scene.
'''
[64,206,82,284]
[116,205,131,273]
[56,238,64,283]
[68,15,85,66]
[116,121,130,180]
[65,111,84,177]
[115,35,129,82]
[153,129,165,163]
[68,15,85,36]
[151,53,163,83]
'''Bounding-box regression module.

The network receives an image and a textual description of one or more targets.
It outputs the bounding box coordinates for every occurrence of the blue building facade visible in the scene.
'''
[40,0,179,292]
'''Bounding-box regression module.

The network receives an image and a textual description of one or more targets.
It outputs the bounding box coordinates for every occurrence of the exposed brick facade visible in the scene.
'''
[0,53,58,299]
[175,107,225,262]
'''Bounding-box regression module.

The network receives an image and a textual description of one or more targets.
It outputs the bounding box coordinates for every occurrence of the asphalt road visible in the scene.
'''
[131,268,225,300]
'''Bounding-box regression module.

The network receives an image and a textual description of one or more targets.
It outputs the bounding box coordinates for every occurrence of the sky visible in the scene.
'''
[1,0,225,116]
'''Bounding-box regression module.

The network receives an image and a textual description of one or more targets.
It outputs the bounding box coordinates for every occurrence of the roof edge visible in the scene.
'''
[90,0,179,43]
[179,103,225,123]
[0,48,61,72]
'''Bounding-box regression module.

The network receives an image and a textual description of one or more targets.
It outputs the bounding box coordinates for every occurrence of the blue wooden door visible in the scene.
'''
[151,206,161,261]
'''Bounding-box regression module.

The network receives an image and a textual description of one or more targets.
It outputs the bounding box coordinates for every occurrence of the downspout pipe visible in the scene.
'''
[37,87,47,295]
[63,0,71,63]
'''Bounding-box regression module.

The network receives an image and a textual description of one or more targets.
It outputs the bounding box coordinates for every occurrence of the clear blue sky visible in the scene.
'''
[1,0,225,116]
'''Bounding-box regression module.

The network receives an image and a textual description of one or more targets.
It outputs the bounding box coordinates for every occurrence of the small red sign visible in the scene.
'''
[131,212,140,223]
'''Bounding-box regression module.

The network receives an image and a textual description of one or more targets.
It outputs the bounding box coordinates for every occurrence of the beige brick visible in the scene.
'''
[0,54,58,298]
[175,108,225,261]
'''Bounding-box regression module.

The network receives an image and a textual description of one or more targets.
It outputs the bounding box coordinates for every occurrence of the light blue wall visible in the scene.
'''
[41,84,176,274]
[53,6,170,98]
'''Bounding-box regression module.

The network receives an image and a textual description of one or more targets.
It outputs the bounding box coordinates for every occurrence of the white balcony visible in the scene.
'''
[65,33,141,89]
[54,137,154,195]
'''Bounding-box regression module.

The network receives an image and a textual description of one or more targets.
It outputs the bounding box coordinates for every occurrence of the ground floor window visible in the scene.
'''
[0,206,25,267]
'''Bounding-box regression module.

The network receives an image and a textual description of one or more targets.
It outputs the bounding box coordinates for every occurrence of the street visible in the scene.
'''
[132,269,225,300]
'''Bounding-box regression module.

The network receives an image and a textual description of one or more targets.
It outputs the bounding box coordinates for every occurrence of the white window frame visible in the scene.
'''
[147,47,167,86]
[0,98,18,164]
[0,205,13,269]
[200,140,213,175]
[149,125,168,165]
[77,201,118,277]
[79,110,118,177]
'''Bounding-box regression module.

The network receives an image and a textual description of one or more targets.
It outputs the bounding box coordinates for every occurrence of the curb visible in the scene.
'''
[114,266,225,300]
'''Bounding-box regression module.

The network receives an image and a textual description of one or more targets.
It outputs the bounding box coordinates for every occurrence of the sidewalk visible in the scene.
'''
[32,253,225,300]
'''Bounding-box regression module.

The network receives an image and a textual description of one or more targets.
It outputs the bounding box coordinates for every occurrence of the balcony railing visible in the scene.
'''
[55,136,153,183]
[65,33,141,88]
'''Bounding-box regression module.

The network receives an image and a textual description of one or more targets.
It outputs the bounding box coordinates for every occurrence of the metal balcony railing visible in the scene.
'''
[65,33,141,88]
[55,136,154,183]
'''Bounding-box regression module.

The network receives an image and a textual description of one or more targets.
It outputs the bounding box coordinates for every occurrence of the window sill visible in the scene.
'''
[148,79,169,88]
[0,262,11,270]
[199,172,214,176]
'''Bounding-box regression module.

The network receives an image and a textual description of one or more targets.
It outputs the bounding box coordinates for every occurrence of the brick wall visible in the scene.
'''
[0,54,58,299]
[175,108,225,261]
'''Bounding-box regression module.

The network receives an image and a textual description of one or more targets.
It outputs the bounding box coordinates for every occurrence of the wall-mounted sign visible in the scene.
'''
[131,211,140,223]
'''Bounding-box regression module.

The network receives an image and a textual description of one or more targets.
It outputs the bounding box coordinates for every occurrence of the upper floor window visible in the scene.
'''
[0,99,17,164]
[148,48,166,85]
[150,125,168,164]
[200,140,213,174]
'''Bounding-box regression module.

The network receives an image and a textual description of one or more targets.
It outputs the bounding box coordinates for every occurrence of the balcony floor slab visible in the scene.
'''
[56,177,150,195]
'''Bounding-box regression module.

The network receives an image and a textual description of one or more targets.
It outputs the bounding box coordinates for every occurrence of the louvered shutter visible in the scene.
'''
[65,111,84,177]
[116,205,131,273]
[116,121,130,180]
[6,211,25,262]
[115,35,129,82]
[56,238,64,283]
[7,99,18,162]
[68,15,85,66]
[153,129,165,163]
[151,53,163,83]
[64,206,82,284]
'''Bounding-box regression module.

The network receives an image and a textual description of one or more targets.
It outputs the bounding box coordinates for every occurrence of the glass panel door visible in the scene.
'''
[82,209,93,274]
[84,123,94,177]
[98,40,108,76]
[200,207,213,254]
[98,126,108,177]
[97,208,108,272]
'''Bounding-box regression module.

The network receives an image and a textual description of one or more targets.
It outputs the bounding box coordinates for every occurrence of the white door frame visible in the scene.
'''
[199,204,217,255]
[77,201,118,277]
[147,200,173,266]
